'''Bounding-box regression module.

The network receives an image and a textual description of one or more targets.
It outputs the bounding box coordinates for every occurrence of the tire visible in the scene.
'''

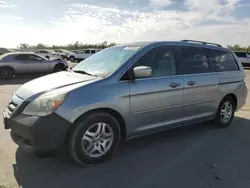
[68,112,121,166]
[213,96,236,128]
[53,64,65,72]
[45,56,50,59]
[69,56,75,62]
[0,66,15,79]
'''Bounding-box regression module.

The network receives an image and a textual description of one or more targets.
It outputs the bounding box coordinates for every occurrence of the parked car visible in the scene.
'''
[3,40,247,166]
[54,49,72,60]
[0,47,11,55]
[34,49,58,60]
[234,51,250,67]
[68,48,100,62]
[0,52,68,79]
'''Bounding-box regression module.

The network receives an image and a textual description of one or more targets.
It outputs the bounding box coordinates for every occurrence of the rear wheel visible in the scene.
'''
[213,96,236,128]
[0,66,15,79]
[69,56,75,62]
[68,112,121,166]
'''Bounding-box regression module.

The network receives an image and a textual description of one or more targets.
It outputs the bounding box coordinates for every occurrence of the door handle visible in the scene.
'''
[187,81,196,86]
[169,82,181,88]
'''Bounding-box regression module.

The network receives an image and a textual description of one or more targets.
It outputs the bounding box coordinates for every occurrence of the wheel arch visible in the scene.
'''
[221,93,238,109]
[66,108,127,142]
[53,63,67,71]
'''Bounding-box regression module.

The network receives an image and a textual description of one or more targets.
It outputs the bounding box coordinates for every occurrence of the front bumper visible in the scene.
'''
[3,111,72,154]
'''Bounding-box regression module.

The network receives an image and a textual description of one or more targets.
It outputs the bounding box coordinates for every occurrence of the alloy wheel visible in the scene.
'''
[220,101,233,124]
[82,122,114,158]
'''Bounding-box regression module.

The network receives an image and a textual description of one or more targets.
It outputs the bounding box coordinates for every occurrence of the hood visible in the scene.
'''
[16,71,99,99]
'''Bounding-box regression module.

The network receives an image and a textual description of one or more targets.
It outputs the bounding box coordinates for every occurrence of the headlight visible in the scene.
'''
[22,93,67,116]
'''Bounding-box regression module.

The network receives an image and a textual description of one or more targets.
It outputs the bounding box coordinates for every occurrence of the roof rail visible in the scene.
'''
[181,40,222,47]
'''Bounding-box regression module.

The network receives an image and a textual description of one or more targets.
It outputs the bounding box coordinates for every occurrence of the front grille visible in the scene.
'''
[6,94,23,118]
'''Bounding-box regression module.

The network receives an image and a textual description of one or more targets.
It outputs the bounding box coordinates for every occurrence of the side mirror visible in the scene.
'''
[133,66,152,79]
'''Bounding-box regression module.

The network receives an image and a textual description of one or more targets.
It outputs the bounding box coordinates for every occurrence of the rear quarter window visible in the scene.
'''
[209,50,239,72]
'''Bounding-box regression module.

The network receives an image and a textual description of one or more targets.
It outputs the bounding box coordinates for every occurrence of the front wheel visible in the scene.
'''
[53,64,66,72]
[213,96,236,128]
[68,112,121,166]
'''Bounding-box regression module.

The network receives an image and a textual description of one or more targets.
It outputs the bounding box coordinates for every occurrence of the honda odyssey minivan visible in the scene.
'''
[3,40,248,166]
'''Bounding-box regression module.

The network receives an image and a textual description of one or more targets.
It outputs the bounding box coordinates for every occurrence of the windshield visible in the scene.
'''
[72,45,141,77]
[0,53,10,60]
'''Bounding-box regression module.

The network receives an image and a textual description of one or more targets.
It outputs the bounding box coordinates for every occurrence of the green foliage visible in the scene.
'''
[18,43,30,49]
[17,41,116,50]
[227,45,250,52]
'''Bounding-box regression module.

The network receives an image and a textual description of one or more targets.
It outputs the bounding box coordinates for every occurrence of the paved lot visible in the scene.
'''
[0,70,250,188]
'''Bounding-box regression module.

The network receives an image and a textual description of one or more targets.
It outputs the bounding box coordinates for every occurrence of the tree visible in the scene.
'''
[16,41,117,51]
[18,43,30,49]
[227,44,246,51]
[247,46,250,52]
[35,43,47,49]
[74,41,80,49]
[108,42,116,47]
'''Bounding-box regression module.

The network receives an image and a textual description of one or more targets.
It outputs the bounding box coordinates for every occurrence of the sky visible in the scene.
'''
[1,0,250,48]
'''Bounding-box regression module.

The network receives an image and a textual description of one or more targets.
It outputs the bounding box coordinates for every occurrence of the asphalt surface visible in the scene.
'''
[0,69,250,188]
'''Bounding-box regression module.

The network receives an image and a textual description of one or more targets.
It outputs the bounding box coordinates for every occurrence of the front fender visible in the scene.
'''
[54,81,130,130]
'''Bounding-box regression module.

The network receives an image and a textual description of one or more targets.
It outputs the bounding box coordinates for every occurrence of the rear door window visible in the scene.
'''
[178,46,209,74]
[91,50,96,54]
[209,50,239,72]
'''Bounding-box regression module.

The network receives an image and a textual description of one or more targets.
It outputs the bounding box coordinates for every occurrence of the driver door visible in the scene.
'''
[129,46,184,135]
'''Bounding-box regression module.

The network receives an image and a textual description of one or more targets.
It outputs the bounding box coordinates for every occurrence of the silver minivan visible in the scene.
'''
[3,40,248,166]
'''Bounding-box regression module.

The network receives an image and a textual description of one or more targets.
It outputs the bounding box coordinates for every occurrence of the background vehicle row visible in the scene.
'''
[68,49,100,62]
[234,51,250,67]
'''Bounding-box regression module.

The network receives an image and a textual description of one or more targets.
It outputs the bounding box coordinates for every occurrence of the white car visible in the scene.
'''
[234,51,250,67]
[54,49,73,60]
[34,49,58,60]
[68,49,100,62]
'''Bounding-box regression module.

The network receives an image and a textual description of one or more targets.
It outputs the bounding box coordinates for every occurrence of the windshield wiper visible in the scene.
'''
[72,70,98,77]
